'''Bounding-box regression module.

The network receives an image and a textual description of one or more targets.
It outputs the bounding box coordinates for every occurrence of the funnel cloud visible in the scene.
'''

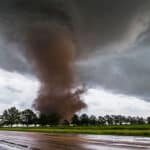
[25,26,86,120]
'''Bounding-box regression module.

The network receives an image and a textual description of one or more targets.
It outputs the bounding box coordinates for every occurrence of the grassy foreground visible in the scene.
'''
[0,125,150,136]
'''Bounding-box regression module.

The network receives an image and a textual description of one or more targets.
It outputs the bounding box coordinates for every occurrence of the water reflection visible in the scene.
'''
[0,131,150,150]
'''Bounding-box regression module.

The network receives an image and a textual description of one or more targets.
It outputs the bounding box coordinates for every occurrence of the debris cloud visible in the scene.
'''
[26,25,86,120]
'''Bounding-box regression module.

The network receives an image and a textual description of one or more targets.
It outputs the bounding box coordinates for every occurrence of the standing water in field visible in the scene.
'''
[0,132,150,150]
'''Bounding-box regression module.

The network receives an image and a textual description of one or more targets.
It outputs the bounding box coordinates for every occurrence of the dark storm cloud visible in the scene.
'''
[72,0,150,52]
[0,0,150,102]
[0,0,72,73]
[138,27,150,47]
[0,0,149,61]
[77,46,150,101]
[0,42,32,73]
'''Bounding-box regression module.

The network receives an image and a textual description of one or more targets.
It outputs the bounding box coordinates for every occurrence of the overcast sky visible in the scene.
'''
[0,0,150,117]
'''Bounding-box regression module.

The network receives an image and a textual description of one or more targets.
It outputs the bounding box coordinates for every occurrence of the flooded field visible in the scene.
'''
[0,131,150,150]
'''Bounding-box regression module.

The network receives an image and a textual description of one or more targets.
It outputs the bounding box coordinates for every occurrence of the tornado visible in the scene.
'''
[25,25,86,121]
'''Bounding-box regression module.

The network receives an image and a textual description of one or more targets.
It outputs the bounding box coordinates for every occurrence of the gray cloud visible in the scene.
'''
[0,0,150,102]
[0,39,31,73]
[0,0,149,61]
[72,0,150,52]
[77,46,150,101]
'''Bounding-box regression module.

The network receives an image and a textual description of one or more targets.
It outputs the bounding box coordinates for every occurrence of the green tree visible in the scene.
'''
[98,116,105,125]
[2,107,20,127]
[89,115,97,125]
[1,110,9,126]
[48,113,61,126]
[21,109,37,127]
[104,115,113,125]
[112,115,125,125]
[147,117,150,124]
[137,117,145,124]
[128,116,138,125]
[71,114,80,125]
[38,114,48,126]
[80,114,89,125]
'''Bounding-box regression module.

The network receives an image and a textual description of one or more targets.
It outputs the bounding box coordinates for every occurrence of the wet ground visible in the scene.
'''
[0,131,150,150]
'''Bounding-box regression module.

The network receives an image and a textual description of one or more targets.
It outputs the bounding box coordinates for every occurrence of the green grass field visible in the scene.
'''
[1,125,150,136]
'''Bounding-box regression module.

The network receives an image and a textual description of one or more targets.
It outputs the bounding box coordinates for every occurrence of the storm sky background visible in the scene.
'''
[0,0,150,116]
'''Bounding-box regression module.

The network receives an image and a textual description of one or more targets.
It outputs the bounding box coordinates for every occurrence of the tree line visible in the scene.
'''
[72,114,150,125]
[0,107,150,127]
